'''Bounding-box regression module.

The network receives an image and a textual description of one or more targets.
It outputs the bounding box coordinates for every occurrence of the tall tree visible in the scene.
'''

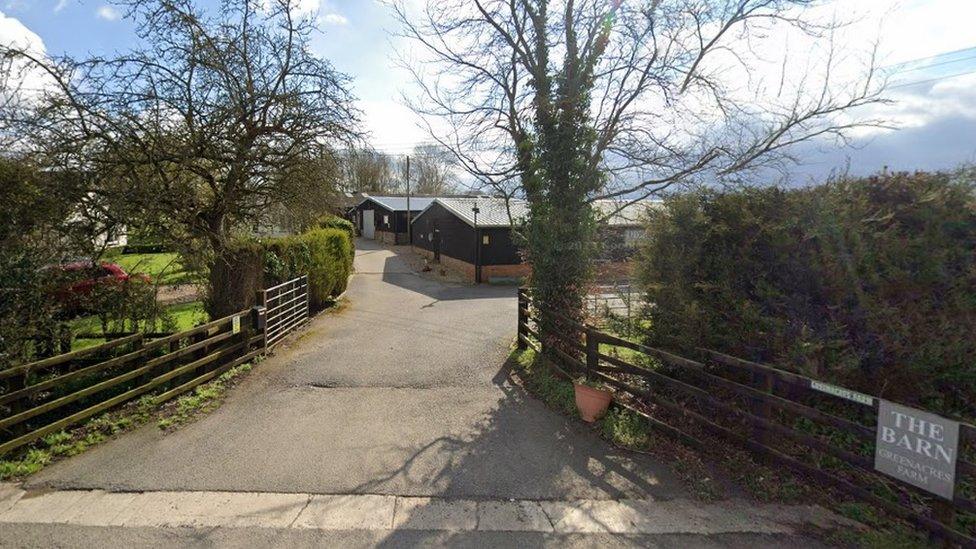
[340,148,397,193]
[394,0,885,338]
[408,144,459,195]
[1,0,360,314]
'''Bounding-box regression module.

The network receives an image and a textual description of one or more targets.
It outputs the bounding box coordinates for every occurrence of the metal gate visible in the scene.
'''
[259,275,309,348]
[362,209,375,239]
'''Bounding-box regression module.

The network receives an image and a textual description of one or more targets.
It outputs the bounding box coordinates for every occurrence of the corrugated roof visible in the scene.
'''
[432,197,530,228]
[593,199,662,226]
[413,196,661,228]
[361,195,436,212]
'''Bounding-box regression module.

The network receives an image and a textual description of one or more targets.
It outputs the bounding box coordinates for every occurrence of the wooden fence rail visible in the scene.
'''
[516,288,976,546]
[0,274,316,459]
[0,308,263,457]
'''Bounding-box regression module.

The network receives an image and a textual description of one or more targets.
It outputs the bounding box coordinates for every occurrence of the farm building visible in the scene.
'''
[353,196,435,245]
[411,197,529,283]
[411,197,658,283]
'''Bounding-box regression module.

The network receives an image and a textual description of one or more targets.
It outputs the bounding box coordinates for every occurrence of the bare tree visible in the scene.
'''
[1,0,360,314]
[339,147,397,193]
[393,0,886,328]
[409,144,459,194]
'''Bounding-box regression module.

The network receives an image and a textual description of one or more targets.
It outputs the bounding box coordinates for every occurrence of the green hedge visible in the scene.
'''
[264,228,354,310]
[636,170,976,419]
[315,214,355,240]
[208,228,354,317]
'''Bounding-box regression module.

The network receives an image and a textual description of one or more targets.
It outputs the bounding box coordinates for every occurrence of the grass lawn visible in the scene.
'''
[113,252,200,285]
[69,300,208,350]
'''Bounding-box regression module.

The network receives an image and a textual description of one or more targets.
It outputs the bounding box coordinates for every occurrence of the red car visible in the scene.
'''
[47,261,150,310]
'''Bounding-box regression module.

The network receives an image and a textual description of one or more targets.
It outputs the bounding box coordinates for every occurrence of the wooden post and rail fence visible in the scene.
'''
[0,275,312,459]
[517,287,976,546]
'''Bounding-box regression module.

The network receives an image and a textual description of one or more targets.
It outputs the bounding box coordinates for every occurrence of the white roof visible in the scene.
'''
[360,195,436,212]
[430,197,530,228]
[593,199,662,226]
[413,196,660,228]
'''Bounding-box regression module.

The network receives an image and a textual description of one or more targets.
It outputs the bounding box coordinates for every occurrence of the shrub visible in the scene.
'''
[264,228,354,310]
[636,170,976,419]
[315,214,355,240]
[208,228,354,316]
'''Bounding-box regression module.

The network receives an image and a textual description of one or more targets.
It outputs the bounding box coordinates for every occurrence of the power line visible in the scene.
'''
[885,45,976,69]
[889,68,976,89]
[891,53,976,75]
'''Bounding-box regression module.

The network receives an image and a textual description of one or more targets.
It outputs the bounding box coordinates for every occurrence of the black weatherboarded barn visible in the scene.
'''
[353,196,434,245]
[411,197,528,283]
[411,197,659,283]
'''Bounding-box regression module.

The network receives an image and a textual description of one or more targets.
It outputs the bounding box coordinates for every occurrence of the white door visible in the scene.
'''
[362,209,375,239]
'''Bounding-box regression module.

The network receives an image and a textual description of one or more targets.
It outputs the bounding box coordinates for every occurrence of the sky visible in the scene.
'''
[2,0,976,183]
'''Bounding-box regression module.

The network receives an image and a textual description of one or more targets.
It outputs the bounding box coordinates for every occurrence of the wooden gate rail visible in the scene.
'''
[0,309,261,456]
[515,288,976,546]
[258,275,309,349]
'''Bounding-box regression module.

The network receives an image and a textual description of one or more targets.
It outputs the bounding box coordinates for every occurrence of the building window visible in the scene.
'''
[482,234,490,245]
[383,215,389,226]
[624,228,643,246]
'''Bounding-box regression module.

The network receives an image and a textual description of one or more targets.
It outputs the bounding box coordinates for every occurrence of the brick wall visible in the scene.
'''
[413,246,628,283]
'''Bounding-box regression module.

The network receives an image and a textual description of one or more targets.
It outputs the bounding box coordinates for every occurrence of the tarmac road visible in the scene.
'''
[25,239,686,500]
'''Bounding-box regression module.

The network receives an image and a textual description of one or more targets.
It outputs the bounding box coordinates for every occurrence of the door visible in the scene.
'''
[363,209,375,239]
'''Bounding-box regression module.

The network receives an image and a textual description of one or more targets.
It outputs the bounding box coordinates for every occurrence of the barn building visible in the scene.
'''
[411,196,658,283]
[353,196,435,245]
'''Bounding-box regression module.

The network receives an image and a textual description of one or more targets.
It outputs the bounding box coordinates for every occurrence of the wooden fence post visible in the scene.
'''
[585,328,599,381]
[255,290,268,351]
[752,370,774,457]
[517,289,527,350]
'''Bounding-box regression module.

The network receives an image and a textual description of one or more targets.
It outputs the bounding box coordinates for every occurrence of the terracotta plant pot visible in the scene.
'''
[574,383,612,422]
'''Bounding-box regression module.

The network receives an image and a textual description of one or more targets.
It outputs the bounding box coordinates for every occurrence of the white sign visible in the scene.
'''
[810,380,874,406]
[232,315,241,335]
[874,400,959,500]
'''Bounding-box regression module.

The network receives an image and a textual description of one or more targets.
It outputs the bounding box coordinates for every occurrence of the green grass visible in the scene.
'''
[157,361,255,431]
[509,346,724,502]
[0,395,157,480]
[69,300,208,350]
[115,252,200,285]
[601,407,651,450]
[0,360,258,481]
[510,348,577,416]
[165,301,209,331]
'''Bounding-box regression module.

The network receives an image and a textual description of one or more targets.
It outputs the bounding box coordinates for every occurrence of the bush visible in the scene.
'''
[636,170,976,419]
[264,228,354,310]
[208,228,354,316]
[315,214,355,240]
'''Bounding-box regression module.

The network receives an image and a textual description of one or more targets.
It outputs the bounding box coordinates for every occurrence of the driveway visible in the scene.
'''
[9,240,840,546]
[26,239,684,500]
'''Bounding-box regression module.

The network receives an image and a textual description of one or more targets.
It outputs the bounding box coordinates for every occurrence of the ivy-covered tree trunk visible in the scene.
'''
[520,2,609,349]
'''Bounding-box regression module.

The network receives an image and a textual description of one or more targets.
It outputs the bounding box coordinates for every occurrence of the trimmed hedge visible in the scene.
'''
[316,214,355,240]
[636,170,976,419]
[208,228,354,317]
[264,228,354,311]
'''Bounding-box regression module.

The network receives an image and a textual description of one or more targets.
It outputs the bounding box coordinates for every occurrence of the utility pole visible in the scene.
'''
[405,155,411,244]
[472,205,480,283]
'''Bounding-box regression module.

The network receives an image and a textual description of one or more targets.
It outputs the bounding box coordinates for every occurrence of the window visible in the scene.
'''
[383,215,389,226]
[624,228,643,246]
[482,234,490,245]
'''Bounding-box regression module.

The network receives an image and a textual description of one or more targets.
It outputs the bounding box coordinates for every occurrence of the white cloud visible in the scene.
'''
[54,0,68,13]
[0,9,56,124]
[0,9,44,53]
[320,12,348,26]
[95,5,120,21]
